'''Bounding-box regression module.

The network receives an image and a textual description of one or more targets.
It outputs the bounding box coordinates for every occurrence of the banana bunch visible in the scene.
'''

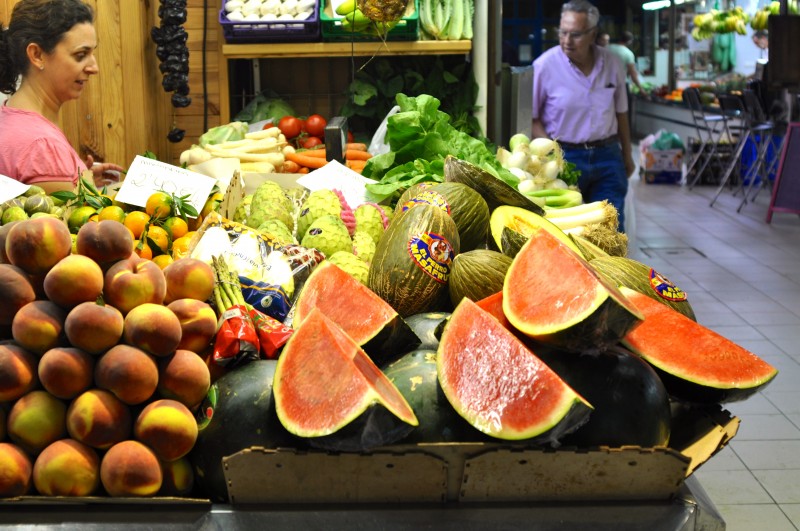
[692,7,749,40]
[335,0,397,36]
[752,1,800,30]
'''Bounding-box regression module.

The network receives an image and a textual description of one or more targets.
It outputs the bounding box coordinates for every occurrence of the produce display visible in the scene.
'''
[223,0,317,22]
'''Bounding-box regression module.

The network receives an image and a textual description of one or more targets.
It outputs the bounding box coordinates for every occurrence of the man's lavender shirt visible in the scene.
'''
[532,45,628,144]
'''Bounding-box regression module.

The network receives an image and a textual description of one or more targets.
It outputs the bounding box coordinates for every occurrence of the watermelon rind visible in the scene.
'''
[404,312,451,350]
[274,308,418,452]
[437,298,592,443]
[620,287,778,404]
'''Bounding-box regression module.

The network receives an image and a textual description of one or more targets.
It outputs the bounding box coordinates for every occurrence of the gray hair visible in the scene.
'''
[562,0,600,29]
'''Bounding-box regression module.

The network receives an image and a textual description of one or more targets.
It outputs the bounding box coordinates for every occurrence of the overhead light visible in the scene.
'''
[643,0,671,9]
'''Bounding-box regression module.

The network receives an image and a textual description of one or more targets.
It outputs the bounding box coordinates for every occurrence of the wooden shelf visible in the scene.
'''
[221,40,472,59]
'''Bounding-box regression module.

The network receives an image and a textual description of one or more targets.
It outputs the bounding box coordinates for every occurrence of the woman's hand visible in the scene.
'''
[85,155,125,187]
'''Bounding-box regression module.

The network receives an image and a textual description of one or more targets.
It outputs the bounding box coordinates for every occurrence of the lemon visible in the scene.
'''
[67,205,98,233]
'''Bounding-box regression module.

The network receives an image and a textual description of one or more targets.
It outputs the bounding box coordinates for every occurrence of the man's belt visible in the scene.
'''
[558,135,619,150]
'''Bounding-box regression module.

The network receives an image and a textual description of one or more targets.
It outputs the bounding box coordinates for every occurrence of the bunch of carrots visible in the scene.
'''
[282,143,372,174]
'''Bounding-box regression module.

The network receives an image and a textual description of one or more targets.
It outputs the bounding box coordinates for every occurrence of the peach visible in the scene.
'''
[64,301,124,355]
[32,439,100,496]
[75,219,135,268]
[43,254,104,309]
[134,399,198,462]
[38,347,94,400]
[123,303,182,357]
[167,299,217,355]
[157,350,211,410]
[5,217,72,275]
[103,256,166,314]
[0,264,36,325]
[159,456,194,496]
[101,440,162,497]
[0,343,39,402]
[163,258,215,304]
[66,389,132,450]
[0,442,33,496]
[94,344,158,405]
[7,390,67,455]
[11,300,68,356]
[202,351,229,384]
[0,407,5,441]
[0,220,22,263]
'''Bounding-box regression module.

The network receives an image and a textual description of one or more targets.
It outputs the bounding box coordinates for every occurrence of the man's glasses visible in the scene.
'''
[558,26,596,40]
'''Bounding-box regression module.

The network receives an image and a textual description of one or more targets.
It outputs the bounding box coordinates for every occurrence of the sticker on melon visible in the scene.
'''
[503,226,644,352]
[274,308,419,452]
[620,287,778,404]
[291,260,419,367]
[437,298,592,442]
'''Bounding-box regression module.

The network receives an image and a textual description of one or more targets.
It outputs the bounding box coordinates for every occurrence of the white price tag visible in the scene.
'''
[0,174,31,204]
[296,160,381,208]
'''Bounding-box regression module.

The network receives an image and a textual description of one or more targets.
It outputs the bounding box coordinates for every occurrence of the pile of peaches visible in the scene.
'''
[0,215,219,498]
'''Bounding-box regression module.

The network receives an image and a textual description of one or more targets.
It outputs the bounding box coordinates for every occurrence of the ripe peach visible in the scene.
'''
[0,343,39,402]
[0,442,33,496]
[103,256,166,314]
[94,344,158,405]
[5,217,72,275]
[159,456,194,496]
[38,347,94,400]
[64,301,124,355]
[66,389,132,450]
[157,350,211,410]
[123,303,182,357]
[7,390,67,455]
[0,264,36,325]
[101,440,162,497]
[11,300,68,356]
[32,439,100,496]
[134,399,198,462]
[43,254,104,309]
[167,299,218,355]
[163,258,215,304]
[0,220,22,263]
[202,351,229,384]
[75,219,135,268]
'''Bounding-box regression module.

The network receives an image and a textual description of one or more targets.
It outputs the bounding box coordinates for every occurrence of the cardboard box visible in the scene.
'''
[222,407,739,505]
[643,170,683,184]
[641,148,684,173]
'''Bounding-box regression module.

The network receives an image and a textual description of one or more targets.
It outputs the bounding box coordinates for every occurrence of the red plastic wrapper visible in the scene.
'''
[249,308,293,359]
[213,305,260,367]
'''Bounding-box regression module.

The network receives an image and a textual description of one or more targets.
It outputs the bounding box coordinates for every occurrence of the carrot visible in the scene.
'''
[299,148,327,158]
[282,159,300,173]
[298,167,310,174]
[345,149,372,161]
[285,151,329,169]
[345,142,368,151]
[346,160,368,172]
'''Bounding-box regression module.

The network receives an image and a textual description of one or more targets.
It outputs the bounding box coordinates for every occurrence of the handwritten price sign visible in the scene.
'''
[0,174,31,204]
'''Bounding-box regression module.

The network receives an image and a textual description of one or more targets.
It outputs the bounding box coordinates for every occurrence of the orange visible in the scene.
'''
[124,211,151,239]
[152,254,174,270]
[134,242,153,260]
[98,205,127,223]
[146,225,170,254]
[162,216,188,240]
[171,235,194,260]
[145,191,174,220]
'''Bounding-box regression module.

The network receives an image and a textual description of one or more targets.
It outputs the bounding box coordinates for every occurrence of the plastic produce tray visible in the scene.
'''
[219,1,321,43]
[320,0,418,42]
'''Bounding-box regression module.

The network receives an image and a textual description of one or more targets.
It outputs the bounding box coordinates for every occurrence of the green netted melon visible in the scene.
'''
[448,249,512,307]
[404,312,451,349]
[499,226,528,259]
[395,182,435,211]
[292,260,419,366]
[503,226,644,352]
[590,256,696,321]
[437,298,592,443]
[396,182,490,252]
[490,205,583,257]
[383,349,480,443]
[274,308,418,452]
[368,204,460,317]
[443,156,545,215]
[620,287,778,404]
[569,233,609,261]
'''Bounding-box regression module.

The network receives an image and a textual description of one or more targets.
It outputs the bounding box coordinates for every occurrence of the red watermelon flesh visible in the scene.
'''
[292,260,419,366]
[475,291,511,329]
[437,298,592,442]
[503,226,643,352]
[275,307,418,451]
[620,287,778,403]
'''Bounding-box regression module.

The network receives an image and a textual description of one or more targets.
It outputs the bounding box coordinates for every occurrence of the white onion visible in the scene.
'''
[508,167,533,181]
[544,178,569,190]
[530,137,558,158]
[542,159,561,181]
[225,0,244,13]
[517,179,538,193]
[507,150,529,171]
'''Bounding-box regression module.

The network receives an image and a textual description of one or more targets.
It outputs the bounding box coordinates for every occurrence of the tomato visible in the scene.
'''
[278,116,302,139]
[347,130,355,143]
[305,114,327,138]
[301,136,323,149]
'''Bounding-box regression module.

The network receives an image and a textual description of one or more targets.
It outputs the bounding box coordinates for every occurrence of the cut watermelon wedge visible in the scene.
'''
[274,308,418,452]
[620,287,778,404]
[292,261,419,366]
[437,298,592,443]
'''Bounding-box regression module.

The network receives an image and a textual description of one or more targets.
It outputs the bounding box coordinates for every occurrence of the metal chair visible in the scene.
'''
[736,89,778,212]
[708,94,749,207]
[684,87,730,189]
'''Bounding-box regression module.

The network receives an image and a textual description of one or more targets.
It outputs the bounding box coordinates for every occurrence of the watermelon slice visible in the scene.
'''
[292,261,419,366]
[437,298,592,443]
[274,308,418,452]
[621,287,778,404]
[503,226,644,352]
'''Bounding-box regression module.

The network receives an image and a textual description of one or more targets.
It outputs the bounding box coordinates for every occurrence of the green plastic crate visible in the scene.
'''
[320,0,419,42]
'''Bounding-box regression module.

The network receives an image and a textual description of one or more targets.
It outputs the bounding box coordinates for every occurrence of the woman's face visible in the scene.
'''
[42,22,98,103]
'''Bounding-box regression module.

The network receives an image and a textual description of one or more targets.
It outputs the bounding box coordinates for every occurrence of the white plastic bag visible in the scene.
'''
[368,105,401,156]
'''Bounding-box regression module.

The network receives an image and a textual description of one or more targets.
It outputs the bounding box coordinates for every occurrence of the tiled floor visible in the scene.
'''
[626,172,800,531]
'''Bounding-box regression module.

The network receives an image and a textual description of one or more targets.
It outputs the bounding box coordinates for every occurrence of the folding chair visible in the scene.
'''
[709,94,750,207]
[736,89,776,212]
[684,87,729,189]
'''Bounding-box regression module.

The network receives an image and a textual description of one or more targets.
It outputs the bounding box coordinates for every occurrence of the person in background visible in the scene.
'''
[532,0,633,231]
[0,0,123,193]
[595,31,610,47]
[608,31,647,95]
[752,30,768,60]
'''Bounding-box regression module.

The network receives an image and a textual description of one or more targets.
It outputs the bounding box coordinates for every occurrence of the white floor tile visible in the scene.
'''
[753,469,800,504]
[733,414,800,440]
[714,503,797,531]
[692,469,773,504]
[732,440,800,470]
[780,503,800,528]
